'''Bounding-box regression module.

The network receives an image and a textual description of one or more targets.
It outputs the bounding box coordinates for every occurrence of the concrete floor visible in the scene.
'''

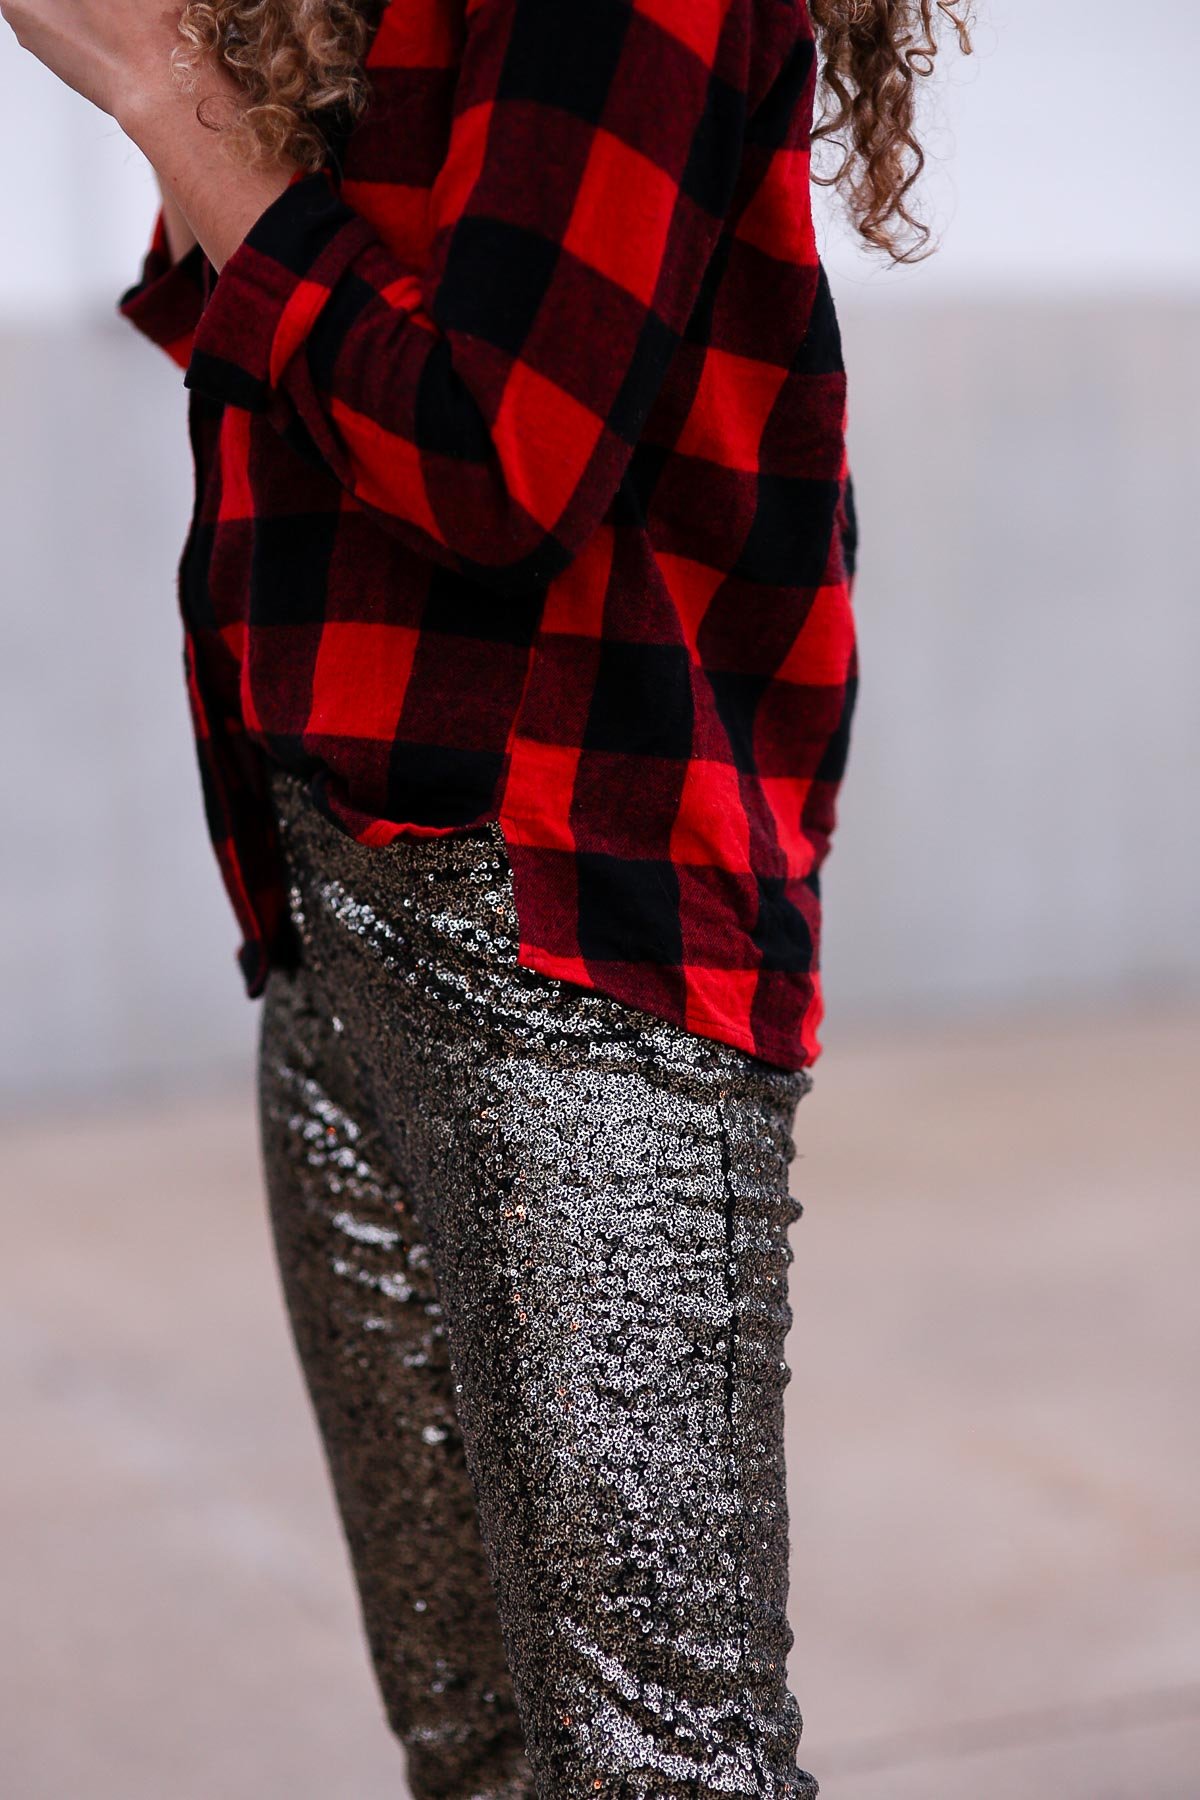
[2,1005,1198,1799]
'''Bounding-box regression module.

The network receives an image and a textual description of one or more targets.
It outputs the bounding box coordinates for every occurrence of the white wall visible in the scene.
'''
[2,0,1198,319]
[0,37,156,321]
[818,0,1200,300]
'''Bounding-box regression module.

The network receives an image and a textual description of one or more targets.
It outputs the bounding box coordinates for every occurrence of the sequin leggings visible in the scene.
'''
[256,764,818,1800]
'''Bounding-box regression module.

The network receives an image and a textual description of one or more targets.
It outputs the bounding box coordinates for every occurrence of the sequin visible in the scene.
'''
[256,765,818,1800]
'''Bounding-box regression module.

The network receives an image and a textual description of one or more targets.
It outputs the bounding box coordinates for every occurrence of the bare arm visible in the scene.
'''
[127,83,294,274]
[1,0,293,270]
[155,171,198,265]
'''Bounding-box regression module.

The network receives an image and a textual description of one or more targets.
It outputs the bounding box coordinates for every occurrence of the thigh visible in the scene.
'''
[414,1026,815,1800]
[256,960,531,1797]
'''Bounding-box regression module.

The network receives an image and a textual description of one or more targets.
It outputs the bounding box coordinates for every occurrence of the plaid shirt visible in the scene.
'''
[119,0,858,1070]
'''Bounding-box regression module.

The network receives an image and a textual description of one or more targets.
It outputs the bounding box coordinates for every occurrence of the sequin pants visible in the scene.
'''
[256,765,818,1800]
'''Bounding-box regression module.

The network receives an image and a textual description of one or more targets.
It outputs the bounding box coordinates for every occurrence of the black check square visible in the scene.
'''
[436,218,560,356]
[498,0,630,123]
[734,475,841,588]
[752,874,815,969]
[583,642,694,760]
[387,743,504,825]
[250,514,340,625]
[577,851,683,965]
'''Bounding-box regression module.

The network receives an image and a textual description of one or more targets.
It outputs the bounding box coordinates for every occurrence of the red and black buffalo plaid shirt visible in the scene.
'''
[118,0,858,1070]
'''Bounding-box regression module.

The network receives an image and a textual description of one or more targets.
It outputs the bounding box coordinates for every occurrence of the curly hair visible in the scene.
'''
[173,0,385,173]
[174,0,972,264]
[810,0,973,261]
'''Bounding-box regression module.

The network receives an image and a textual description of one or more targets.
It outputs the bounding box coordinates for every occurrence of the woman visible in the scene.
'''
[5,1,970,1793]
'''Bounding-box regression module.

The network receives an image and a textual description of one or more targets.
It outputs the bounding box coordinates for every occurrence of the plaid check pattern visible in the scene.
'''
[119,0,858,1069]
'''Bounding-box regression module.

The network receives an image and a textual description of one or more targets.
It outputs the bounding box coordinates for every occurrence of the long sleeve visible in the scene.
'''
[118,205,210,370]
[183,0,751,593]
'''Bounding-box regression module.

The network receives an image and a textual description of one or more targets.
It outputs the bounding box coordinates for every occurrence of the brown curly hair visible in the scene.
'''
[810,0,973,261]
[173,0,385,172]
[174,0,972,264]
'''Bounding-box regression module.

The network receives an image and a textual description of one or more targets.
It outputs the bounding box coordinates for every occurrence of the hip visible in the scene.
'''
[263,761,811,1121]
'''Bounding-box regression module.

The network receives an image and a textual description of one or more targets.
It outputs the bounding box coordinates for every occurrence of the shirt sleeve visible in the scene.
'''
[118,205,210,371]
[183,0,751,592]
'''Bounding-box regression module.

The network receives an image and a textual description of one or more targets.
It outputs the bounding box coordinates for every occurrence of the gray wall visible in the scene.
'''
[823,297,1200,1029]
[2,298,1197,1105]
[0,326,244,1103]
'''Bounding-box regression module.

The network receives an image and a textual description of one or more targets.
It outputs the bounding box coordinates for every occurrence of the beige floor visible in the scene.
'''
[3,1006,1198,1799]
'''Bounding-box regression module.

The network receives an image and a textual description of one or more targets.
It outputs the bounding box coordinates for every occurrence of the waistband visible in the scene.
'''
[262,762,812,1113]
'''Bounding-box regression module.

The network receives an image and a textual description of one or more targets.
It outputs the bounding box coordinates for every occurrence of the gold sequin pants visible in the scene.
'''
[257,765,818,1800]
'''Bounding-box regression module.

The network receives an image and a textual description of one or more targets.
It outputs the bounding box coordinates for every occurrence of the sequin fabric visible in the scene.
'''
[256,764,818,1800]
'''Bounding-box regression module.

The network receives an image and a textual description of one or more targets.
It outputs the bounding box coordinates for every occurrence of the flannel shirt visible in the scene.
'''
[118,0,859,1070]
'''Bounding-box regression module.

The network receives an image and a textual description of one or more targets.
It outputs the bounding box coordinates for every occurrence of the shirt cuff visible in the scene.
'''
[118,209,208,369]
[184,168,381,413]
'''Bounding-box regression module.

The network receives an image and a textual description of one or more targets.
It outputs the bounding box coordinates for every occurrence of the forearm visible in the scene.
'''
[155,171,198,265]
[121,78,296,274]
[5,0,297,267]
